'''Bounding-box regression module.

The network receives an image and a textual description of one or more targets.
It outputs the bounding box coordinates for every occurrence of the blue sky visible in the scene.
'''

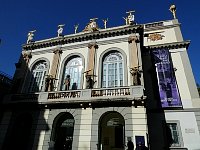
[0,0,200,83]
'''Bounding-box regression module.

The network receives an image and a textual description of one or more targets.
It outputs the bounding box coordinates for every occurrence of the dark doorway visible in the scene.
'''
[99,111,125,150]
[51,113,74,150]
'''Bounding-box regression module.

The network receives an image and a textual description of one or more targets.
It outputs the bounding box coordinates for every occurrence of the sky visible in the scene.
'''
[0,0,200,83]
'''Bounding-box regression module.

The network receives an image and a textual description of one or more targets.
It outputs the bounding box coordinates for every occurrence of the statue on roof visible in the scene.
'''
[74,24,79,34]
[83,18,99,32]
[169,4,177,19]
[27,30,36,44]
[102,18,108,29]
[57,24,65,37]
[123,16,129,25]
[126,10,135,25]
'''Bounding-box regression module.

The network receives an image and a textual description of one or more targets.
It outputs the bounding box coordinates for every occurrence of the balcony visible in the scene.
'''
[3,86,146,108]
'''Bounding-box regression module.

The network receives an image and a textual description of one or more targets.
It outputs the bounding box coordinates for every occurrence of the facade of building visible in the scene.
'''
[1,6,200,150]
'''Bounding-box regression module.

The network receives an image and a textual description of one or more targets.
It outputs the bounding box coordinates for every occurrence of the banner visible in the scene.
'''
[152,49,182,108]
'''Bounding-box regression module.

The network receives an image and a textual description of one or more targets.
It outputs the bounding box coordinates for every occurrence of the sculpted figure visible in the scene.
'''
[27,30,36,44]
[130,66,141,86]
[102,18,108,29]
[57,24,65,37]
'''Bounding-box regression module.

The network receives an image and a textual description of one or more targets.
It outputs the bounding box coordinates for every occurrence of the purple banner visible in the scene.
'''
[152,49,182,108]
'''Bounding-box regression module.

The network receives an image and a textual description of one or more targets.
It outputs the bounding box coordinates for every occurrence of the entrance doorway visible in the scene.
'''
[51,113,74,150]
[99,112,125,150]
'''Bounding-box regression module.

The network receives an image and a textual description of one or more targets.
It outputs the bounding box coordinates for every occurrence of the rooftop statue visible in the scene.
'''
[169,4,177,19]
[102,18,108,29]
[126,10,135,25]
[27,30,36,44]
[123,16,129,25]
[74,24,79,34]
[83,18,99,32]
[57,24,65,37]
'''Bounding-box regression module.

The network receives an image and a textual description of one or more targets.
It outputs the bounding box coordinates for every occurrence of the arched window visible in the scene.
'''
[62,57,83,90]
[29,61,48,92]
[102,52,124,87]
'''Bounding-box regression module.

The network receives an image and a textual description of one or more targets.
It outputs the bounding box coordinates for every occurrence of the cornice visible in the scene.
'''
[144,23,181,32]
[23,25,143,51]
[144,40,190,50]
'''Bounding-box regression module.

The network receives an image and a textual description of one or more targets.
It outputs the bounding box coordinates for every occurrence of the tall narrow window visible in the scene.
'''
[62,57,83,90]
[102,52,124,88]
[167,122,182,147]
[29,61,48,92]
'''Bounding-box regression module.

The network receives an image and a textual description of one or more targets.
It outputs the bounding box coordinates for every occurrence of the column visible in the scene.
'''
[47,49,62,91]
[128,36,141,85]
[32,109,50,150]
[87,42,98,75]
[85,42,98,89]
[128,36,139,69]
[20,51,32,93]
[50,49,62,78]
[77,108,93,150]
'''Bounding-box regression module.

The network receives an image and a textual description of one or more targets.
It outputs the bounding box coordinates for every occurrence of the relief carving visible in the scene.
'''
[148,33,164,41]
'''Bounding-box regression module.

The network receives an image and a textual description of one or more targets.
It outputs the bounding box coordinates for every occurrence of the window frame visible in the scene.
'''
[28,61,48,92]
[61,57,83,90]
[102,52,124,88]
[166,120,183,148]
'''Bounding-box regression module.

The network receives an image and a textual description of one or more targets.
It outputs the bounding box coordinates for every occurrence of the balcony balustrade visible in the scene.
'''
[3,86,145,106]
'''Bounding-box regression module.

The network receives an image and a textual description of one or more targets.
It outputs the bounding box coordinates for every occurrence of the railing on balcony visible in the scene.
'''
[4,86,144,104]
[47,86,143,101]
[91,87,130,97]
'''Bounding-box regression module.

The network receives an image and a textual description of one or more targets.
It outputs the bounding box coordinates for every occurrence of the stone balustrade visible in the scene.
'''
[3,86,145,105]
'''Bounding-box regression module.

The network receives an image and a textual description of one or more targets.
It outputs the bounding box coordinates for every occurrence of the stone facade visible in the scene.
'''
[1,13,200,150]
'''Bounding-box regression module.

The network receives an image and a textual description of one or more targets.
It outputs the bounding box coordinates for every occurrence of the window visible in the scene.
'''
[166,122,182,147]
[102,52,124,88]
[29,61,48,92]
[62,57,83,90]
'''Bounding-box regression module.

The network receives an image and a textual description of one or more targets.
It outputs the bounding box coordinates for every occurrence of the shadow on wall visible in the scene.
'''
[142,46,174,150]
[2,53,50,150]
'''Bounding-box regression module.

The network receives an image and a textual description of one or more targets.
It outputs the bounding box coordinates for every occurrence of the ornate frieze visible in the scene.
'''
[148,33,164,41]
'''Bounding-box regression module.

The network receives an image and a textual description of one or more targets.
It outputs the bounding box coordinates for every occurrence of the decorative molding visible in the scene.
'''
[144,23,180,32]
[53,49,63,54]
[22,25,143,51]
[88,42,98,49]
[148,33,164,41]
[128,36,139,43]
[145,41,190,50]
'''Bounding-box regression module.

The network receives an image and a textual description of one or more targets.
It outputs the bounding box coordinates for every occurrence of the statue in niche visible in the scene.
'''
[64,75,70,90]
[27,30,36,44]
[130,66,141,86]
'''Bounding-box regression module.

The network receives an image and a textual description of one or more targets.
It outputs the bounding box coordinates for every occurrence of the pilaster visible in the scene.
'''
[87,42,98,76]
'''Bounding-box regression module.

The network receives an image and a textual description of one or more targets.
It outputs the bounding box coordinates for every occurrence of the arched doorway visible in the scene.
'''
[99,111,125,150]
[51,113,75,150]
